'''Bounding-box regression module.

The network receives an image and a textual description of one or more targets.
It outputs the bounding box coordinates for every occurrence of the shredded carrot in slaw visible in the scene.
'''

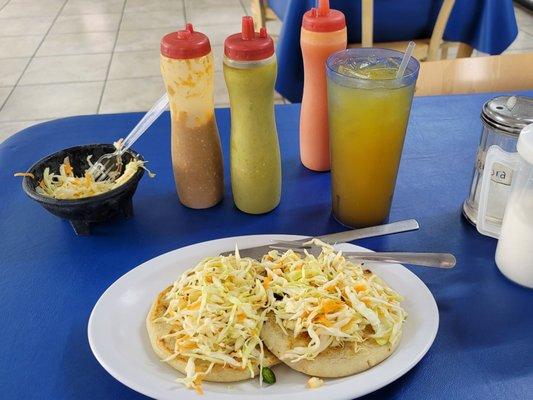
[15,155,154,200]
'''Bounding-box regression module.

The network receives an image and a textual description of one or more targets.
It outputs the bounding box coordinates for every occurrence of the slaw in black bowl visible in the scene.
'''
[20,143,145,235]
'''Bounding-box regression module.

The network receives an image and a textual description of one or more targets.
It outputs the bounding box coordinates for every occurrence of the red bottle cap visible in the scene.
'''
[302,0,346,32]
[224,16,274,61]
[160,23,211,59]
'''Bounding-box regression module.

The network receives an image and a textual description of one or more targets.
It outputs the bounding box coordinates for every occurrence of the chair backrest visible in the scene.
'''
[415,53,533,96]
[362,0,456,60]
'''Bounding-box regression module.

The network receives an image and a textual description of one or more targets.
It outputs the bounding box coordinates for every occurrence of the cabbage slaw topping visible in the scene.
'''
[156,249,269,394]
[262,239,406,363]
[28,156,148,199]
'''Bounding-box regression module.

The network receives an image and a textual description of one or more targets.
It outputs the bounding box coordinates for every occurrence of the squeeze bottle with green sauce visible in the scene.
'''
[223,16,281,214]
[300,0,346,171]
[160,24,224,209]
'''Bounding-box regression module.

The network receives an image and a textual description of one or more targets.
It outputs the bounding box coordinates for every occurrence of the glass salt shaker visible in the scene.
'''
[463,95,533,227]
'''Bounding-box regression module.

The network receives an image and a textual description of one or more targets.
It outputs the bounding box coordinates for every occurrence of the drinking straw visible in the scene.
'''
[396,41,416,78]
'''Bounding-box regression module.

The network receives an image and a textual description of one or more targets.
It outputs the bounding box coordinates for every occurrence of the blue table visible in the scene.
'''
[273,0,519,102]
[1,92,532,399]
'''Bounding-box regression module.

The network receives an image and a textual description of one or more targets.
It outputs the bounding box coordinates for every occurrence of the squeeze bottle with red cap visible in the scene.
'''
[160,24,224,209]
[300,0,346,171]
[223,16,281,214]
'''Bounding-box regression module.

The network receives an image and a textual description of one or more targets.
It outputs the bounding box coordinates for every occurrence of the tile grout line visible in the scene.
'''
[0,67,229,89]
[0,13,121,22]
[0,24,258,44]
[0,31,117,38]
[0,0,69,113]
[0,24,198,38]
[0,46,166,61]
[0,0,11,13]
[2,76,163,89]
[95,0,128,114]
[0,34,54,39]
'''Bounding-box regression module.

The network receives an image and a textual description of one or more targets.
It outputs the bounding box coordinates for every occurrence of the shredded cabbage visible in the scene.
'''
[262,239,406,362]
[157,251,269,394]
[155,241,406,393]
[29,156,151,199]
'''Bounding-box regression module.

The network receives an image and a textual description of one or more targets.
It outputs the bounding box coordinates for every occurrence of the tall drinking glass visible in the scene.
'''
[327,48,419,228]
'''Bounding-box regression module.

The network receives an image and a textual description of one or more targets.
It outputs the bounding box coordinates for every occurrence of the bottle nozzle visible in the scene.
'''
[241,16,255,40]
[302,0,345,31]
[177,23,193,39]
[317,0,330,16]
[259,27,267,38]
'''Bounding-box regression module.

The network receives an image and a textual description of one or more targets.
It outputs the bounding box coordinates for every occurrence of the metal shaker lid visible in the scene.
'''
[481,96,533,136]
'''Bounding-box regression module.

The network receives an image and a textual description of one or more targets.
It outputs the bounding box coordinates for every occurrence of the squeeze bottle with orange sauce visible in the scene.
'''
[300,0,346,171]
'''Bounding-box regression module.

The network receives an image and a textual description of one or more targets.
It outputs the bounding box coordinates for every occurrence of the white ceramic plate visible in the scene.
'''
[88,235,439,400]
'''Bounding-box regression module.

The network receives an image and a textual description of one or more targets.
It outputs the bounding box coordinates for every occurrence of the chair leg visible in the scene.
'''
[427,0,456,60]
[251,0,267,30]
[457,43,474,58]
[441,43,451,59]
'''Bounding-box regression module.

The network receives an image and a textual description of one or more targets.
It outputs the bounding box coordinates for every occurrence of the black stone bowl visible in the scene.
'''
[21,144,145,235]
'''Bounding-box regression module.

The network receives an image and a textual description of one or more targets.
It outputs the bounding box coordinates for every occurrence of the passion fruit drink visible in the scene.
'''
[327,49,419,227]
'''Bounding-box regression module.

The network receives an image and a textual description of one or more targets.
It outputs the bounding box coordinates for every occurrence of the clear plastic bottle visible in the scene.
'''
[223,17,281,214]
[160,24,224,209]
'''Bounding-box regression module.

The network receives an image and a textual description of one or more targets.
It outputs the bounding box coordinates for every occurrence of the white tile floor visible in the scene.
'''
[0,0,532,144]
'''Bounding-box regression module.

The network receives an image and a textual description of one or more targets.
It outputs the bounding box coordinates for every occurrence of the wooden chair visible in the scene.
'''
[250,0,277,31]
[350,0,473,61]
[415,53,533,96]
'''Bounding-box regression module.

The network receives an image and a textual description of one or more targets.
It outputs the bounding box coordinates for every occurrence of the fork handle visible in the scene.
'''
[119,93,169,153]
[344,252,456,268]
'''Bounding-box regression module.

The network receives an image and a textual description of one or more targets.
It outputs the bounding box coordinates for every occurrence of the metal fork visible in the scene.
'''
[269,245,456,269]
[219,219,420,259]
[88,93,169,181]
